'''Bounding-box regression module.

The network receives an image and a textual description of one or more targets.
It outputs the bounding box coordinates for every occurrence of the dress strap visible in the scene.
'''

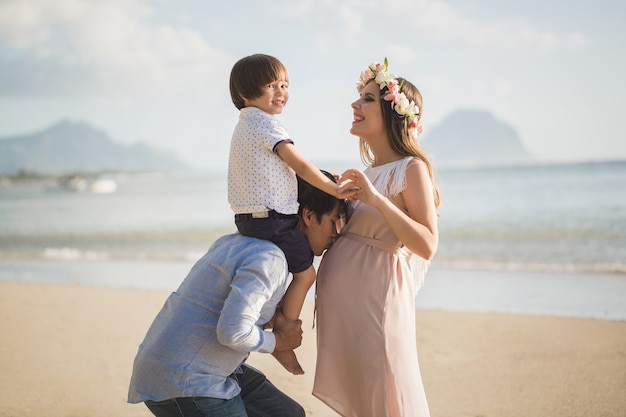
[365,156,414,197]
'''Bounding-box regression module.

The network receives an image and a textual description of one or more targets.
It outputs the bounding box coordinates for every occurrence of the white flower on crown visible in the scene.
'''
[394,95,411,114]
[375,70,397,88]
[356,58,422,136]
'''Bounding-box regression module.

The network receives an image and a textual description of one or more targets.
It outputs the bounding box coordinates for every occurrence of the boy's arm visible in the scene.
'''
[276,141,352,198]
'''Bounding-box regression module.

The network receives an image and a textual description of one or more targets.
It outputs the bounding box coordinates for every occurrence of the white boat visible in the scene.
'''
[59,176,88,192]
[89,178,117,194]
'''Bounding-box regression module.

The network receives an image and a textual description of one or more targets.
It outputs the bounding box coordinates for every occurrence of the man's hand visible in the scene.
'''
[272,309,303,352]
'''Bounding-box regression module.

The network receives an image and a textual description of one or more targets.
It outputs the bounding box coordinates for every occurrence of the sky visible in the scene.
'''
[0,0,625,170]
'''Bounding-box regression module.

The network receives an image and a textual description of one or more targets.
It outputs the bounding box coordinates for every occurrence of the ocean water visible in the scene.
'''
[2,160,625,319]
[1,161,624,273]
[435,161,626,273]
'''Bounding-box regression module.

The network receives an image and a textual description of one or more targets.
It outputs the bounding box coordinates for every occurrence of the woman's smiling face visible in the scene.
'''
[350,81,385,140]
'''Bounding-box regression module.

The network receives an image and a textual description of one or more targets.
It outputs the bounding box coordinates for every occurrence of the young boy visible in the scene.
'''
[228,54,355,374]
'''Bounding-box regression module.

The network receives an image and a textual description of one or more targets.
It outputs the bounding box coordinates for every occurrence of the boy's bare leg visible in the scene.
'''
[272,349,304,375]
[280,266,316,321]
[273,265,316,375]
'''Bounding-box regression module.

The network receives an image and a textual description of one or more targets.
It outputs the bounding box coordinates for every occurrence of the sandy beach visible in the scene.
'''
[1,280,625,417]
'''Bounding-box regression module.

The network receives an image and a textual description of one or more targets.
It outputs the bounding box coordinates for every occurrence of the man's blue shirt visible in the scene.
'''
[128,233,290,403]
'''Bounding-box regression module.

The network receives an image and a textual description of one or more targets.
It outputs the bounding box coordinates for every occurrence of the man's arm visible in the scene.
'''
[216,248,294,354]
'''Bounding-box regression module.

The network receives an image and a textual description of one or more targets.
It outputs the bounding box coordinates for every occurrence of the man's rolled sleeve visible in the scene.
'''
[216,249,286,354]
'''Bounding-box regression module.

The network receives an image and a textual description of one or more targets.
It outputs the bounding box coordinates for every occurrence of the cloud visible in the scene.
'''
[418,1,589,51]
[0,0,233,97]
[0,0,65,48]
[0,0,592,99]
[275,0,590,53]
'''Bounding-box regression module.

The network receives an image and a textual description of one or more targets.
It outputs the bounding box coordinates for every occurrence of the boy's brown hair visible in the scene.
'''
[229,54,289,110]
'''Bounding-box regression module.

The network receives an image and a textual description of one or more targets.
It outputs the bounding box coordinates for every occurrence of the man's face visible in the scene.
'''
[305,207,343,256]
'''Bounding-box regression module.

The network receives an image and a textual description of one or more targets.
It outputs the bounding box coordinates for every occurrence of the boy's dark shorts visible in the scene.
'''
[235,210,314,273]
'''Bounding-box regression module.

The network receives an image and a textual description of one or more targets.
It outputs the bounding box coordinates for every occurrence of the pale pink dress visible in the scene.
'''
[313,157,431,417]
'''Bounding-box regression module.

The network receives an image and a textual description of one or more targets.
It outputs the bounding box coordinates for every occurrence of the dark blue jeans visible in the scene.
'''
[144,364,305,417]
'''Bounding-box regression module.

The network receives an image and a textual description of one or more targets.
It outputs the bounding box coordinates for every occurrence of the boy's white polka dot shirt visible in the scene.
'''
[228,106,299,215]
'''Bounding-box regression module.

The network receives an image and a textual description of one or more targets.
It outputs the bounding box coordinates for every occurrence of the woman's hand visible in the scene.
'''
[339,169,381,207]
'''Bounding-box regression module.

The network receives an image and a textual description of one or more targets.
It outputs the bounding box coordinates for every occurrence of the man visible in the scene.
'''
[128,172,345,417]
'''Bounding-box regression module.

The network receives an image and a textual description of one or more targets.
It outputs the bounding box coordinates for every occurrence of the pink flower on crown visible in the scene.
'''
[371,62,385,72]
[384,91,397,102]
[384,84,399,102]
[410,117,423,137]
[358,69,373,91]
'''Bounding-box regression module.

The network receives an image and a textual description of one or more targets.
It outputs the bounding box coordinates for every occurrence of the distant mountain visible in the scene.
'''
[0,120,190,175]
[421,109,534,167]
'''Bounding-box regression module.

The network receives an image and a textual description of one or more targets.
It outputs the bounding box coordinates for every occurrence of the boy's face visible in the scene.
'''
[244,79,289,115]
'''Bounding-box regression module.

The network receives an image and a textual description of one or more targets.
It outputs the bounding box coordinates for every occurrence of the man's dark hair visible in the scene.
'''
[297,170,346,222]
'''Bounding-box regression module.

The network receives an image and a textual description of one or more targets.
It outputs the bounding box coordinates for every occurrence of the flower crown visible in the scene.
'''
[357,58,422,136]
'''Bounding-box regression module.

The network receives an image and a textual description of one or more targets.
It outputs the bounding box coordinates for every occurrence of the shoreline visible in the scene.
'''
[1,281,624,417]
[1,259,625,321]
[417,268,626,321]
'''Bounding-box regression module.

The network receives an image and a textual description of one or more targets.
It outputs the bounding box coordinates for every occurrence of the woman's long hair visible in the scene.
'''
[359,78,441,209]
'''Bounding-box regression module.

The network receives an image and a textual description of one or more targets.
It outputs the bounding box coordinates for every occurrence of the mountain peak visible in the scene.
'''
[45,119,104,135]
[0,120,190,175]
[422,108,534,168]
